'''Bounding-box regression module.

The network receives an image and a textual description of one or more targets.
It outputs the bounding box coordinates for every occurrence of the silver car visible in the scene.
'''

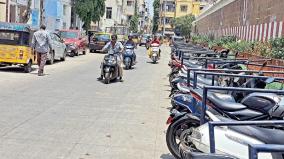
[46,33,67,64]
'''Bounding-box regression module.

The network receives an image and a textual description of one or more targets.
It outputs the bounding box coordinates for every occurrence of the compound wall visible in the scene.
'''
[195,0,284,41]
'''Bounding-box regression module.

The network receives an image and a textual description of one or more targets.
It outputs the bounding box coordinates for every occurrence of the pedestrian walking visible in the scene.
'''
[32,25,52,76]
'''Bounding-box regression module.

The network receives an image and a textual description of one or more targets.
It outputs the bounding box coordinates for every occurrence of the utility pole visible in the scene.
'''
[163,0,166,36]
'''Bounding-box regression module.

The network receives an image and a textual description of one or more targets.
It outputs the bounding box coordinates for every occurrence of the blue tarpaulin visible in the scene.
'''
[0,22,30,32]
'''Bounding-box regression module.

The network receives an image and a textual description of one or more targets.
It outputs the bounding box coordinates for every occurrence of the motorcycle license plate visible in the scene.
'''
[152,48,159,52]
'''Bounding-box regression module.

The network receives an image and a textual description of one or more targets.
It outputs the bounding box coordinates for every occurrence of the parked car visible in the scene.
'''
[58,30,87,57]
[139,34,151,46]
[89,32,111,53]
[0,22,36,73]
[47,33,67,64]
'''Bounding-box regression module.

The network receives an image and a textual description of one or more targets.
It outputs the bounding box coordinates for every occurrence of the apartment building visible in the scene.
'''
[159,0,207,34]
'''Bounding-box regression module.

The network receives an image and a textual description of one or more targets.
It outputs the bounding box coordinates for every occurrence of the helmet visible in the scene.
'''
[128,35,133,39]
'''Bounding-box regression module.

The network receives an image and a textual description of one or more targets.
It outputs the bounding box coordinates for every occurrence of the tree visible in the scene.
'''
[22,0,32,23]
[129,0,139,33]
[173,15,195,38]
[74,0,105,30]
[152,0,159,33]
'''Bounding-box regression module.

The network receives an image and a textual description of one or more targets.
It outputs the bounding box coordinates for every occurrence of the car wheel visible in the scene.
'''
[47,52,55,65]
[83,49,86,55]
[23,60,32,73]
[75,50,79,56]
[61,50,67,61]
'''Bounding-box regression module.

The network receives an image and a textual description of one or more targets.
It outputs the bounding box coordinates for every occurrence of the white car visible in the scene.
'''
[46,33,67,64]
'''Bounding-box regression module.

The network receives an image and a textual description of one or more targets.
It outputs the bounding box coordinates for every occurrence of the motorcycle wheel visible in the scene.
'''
[166,116,200,159]
[104,73,110,84]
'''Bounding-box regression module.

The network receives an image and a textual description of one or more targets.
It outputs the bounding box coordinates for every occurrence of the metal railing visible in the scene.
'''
[208,120,284,159]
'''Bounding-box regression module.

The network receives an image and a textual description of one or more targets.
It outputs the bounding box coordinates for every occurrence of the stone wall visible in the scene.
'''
[195,0,284,41]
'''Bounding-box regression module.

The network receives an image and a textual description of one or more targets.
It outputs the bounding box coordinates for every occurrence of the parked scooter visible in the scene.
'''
[101,49,120,84]
[179,110,284,159]
[166,75,284,159]
[123,44,136,70]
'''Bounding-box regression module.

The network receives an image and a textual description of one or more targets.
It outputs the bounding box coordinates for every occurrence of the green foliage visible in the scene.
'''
[192,34,284,60]
[270,38,284,59]
[74,0,105,30]
[173,15,195,38]
[130,16,139,33]
[130,0,139,33]
[152,0,160,33]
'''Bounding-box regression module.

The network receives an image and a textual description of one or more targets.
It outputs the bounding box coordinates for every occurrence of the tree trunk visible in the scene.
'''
[22,0,32,23]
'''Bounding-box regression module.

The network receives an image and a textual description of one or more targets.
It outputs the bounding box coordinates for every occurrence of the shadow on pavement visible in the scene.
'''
[0,67,37,73]
[160,153,175,159]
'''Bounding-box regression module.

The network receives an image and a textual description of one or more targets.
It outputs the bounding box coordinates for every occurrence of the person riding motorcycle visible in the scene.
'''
[148,35,161,57]
[124,35,137,63]
[98,35,124,82]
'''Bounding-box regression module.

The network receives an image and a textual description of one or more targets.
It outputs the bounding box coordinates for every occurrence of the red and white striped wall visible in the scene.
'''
[200,21,284,41]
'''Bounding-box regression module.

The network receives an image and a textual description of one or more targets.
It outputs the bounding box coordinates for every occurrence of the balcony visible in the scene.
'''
[160,12,175,18]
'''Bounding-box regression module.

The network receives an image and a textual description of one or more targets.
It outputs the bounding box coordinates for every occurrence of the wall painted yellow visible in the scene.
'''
[0,0,6,22]
[158,0,203,32]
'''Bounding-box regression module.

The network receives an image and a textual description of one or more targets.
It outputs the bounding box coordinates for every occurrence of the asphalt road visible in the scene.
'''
[0,45,174,159]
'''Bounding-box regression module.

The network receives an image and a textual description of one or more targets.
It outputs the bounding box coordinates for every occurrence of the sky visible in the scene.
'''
[147,0,154,16]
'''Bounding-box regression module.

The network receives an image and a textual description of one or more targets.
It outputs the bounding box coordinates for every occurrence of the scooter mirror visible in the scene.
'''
[265,77,275,84]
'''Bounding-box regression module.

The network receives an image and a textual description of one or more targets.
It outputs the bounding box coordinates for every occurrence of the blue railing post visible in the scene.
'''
[200,87,208,124]
[187,69,191,87]
[208,122,216,153]
[181,52,184,66]
[193,72,198,89]
[248,145,258,159]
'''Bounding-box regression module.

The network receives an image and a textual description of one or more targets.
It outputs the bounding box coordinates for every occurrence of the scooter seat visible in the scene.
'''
[179,72,217,86]
[190,89,246,111]
[217,116,284,145]
[208,93,247,111]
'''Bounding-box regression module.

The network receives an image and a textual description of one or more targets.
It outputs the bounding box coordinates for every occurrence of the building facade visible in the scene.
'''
[0,0,6,22]
[2,0,74,31]
[194,0,284,41]
[158,0,207,35]
[98,0,124,32]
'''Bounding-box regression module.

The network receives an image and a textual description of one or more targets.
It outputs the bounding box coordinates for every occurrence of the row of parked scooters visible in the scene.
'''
[165,40,284,159]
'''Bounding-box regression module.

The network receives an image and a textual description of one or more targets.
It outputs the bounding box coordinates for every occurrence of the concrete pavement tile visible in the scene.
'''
[0,138,71,159]
[63,144,109,159]
[109,123,156,150]
[107,147,155,159]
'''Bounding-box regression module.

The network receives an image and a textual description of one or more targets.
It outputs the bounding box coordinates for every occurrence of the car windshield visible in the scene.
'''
[0,30,29,45]
[95,34,110,41]
[60,31,78,39]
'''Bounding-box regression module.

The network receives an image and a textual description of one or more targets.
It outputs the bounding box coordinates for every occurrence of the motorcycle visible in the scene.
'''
[166,77,284,159]
[123,44,135,70]
[179,110,284,159]
[102,49,120,84]
[150,43,160,63]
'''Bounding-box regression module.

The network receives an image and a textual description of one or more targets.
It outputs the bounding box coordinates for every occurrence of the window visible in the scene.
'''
[63,5,67,16]
[106,7,112,19]
[127,1,133,6]
[180,5,188,12]
[165,17,173,24]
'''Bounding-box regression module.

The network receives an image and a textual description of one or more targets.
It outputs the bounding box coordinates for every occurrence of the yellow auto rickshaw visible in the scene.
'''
[0,22,36,73]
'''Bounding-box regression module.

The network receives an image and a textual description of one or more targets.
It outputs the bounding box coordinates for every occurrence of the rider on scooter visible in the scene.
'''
[124,35,137,63]
[98,35,124,82]
[148,35,161,57]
